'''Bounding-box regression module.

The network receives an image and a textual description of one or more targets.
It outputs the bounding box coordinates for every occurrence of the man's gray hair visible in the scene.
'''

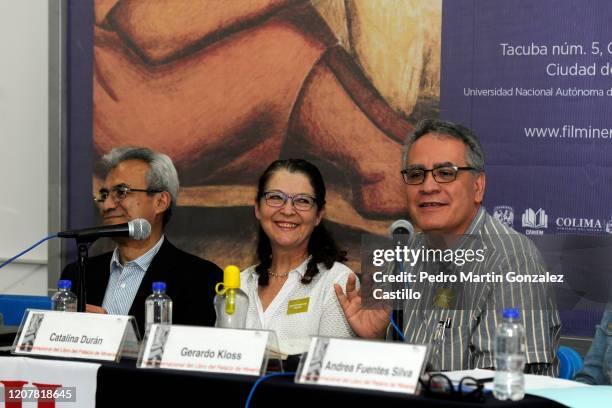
[101,146,179,226]
[402,119,485,172]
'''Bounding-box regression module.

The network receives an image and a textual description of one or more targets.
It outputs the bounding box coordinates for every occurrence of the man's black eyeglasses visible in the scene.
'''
[401,165,477,185]
[419,373,489,403]
[94,184,162,204]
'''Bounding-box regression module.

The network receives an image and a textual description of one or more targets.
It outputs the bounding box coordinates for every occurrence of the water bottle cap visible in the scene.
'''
[502,308,519,319]
[152,281,166,292]
[222,265,241,289]
[58,279,72,289]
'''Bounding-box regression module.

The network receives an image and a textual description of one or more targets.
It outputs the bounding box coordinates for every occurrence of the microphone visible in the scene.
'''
[388,219,413,342]
[57,218,151,241]
[389,219,414,245]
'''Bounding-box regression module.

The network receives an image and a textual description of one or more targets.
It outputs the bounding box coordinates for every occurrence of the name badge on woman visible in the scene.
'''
[287,297,310,314]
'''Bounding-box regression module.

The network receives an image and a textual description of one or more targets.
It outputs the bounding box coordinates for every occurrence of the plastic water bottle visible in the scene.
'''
[494,308,526,401]
[214,265,248,328]
[145,282,173,332]
[51,280,78,312]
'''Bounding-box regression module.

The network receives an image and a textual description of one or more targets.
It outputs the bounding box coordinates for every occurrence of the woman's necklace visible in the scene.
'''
[268,270,290,278]
[268,255,309,278]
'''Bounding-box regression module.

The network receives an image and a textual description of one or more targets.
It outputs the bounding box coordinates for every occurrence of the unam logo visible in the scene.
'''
[522,208,548,229]
[493,205,514,228]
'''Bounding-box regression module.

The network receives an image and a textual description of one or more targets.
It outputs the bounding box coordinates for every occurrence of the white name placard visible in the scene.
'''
[12,309,139,362]
[138,325,270,376]
[297,337,428,394]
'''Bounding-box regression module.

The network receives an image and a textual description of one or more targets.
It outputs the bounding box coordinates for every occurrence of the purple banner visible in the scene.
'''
[442,0,612,237]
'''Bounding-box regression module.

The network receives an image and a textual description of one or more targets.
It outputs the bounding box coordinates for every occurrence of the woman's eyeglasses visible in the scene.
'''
[262,191,317,211]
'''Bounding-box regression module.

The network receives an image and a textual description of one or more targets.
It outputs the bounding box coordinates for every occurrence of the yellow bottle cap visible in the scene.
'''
[215,265,240,293]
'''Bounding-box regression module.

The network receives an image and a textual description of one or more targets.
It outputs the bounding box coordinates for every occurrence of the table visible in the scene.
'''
[96,359,564,407]
[0,348,564,407]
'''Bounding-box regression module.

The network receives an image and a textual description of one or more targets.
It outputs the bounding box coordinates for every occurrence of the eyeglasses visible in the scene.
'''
[419,373,488,403]
[401,165,477,185]
[94,184,162,204]
[262,191,317,211]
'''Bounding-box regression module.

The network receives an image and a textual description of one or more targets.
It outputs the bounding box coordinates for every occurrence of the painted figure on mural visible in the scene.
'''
[92,0,441,267]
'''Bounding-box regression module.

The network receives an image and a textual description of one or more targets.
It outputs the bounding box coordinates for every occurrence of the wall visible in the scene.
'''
[0,0,49,295]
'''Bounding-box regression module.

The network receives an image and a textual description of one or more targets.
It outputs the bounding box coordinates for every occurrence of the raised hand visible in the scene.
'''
[334,273,390,339]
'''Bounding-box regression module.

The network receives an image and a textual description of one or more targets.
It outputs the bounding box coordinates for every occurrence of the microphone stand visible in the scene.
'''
[75,238,96,312]
[392,259,405,341]
[391,233,409,341]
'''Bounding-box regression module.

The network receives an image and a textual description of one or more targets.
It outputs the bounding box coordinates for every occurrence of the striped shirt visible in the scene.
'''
[101,236,165,315]
[398,207,561,376]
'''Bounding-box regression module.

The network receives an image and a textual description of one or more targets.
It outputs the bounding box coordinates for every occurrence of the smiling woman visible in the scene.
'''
[238,159,357,352]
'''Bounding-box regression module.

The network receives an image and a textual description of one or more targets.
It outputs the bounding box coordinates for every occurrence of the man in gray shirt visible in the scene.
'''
[336,119,561,375]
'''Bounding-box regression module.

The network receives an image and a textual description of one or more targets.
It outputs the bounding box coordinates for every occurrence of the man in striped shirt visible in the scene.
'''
[336,119,561,375]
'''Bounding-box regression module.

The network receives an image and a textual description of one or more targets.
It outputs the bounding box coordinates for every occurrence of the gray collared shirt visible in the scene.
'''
[398,207,561,376]
[101,235,165,315]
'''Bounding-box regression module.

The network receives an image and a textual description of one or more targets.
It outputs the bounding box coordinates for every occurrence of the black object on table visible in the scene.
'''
[0,325,18,347]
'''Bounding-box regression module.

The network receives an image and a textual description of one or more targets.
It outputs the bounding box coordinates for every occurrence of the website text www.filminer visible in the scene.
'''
[525,125,612,140]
